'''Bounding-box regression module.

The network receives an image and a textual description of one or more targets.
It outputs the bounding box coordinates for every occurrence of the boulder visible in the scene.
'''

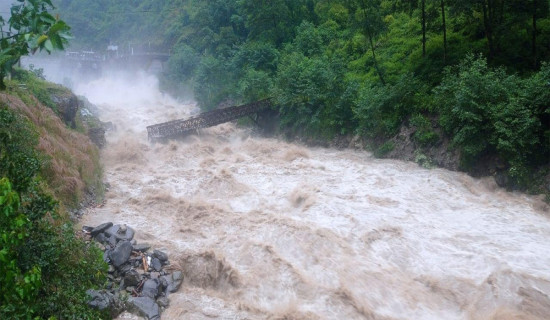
[162,271,184,294]
[151,258,162,272]
[91,222,113,236]
[88,127,106,148]
[105,224,135,241]
[152,250,168,262]
[124,269,141,287]
[50,91,79,128]
[129,297,160,320]
[86,289,114,311]
[133,243,151,252]
[141,279,159,299]
[94,232,107,244]
[109,241,133,267]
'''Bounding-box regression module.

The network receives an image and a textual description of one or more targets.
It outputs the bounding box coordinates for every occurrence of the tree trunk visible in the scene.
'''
[359,0,386,85]
[481,0,495,58]
[441,0,447,64]
[422,0,426,57]
[532,0,538,68]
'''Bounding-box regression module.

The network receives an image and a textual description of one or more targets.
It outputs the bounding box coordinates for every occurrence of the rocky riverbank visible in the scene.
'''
[82,223,183,320]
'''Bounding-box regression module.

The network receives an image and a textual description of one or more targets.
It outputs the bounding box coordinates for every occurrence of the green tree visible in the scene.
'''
[0,0,71,89]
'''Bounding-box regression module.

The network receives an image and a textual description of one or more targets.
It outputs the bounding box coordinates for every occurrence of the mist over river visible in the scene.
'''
[73,72,550,320]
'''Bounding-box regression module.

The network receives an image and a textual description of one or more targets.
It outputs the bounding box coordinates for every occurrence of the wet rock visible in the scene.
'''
[109,241,133,267]
[91,222,113,236]
[124,270,141,287]
[133,243,151,252]
[495,171,510,188]
[129,257,142,268]
[86,289,114,310]
[106,224,135,241]
[129,297,160,320]
[118,263,132,275]
[94,232,107,244]
[162,271,184,294]
[153,250,168,262]
[103,249,111,263]
[107,234,118,247]
[50,91,79,128]
[141,279,159,299]
[151,258,162,272]
[88,126,106,148]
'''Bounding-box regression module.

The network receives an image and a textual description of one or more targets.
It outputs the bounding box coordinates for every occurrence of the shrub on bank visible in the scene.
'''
[0,83,108,318]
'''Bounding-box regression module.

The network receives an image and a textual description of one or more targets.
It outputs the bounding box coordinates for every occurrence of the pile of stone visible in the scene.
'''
[82,222,183,320]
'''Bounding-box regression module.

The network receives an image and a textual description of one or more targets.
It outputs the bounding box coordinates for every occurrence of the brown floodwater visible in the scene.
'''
[75,72,550,320]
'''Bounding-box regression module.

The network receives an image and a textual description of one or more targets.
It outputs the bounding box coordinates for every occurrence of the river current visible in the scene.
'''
[73,72,550,320]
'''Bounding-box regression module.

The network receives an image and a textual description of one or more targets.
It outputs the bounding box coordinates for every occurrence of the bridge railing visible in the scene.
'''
[146,99,271,141]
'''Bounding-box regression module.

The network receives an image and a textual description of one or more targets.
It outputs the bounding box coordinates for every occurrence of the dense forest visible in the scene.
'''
[53,0,550,191]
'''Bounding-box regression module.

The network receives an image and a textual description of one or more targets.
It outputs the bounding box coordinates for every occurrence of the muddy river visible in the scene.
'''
[74,72,550,320]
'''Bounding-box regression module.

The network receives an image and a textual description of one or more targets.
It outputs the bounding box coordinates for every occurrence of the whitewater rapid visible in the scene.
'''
[75,73,550,320]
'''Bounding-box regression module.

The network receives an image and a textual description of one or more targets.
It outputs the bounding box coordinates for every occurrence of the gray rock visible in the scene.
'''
[124,269,141,287]
[151,258,162,272]
[103,249,111,263]
[91,222,113,236]
[86,289,113,310]
[159,276,169,290]
[107,234,118,247]
[118,263,132,275]
[133,243,151,252]
[109,241,133,267]
[51,92,79,128]
[94,232,107,244]
[106,224,135,241]
[152,250,168,262]
[163,271,184,293]
[88,127,106,148]
[129,297,160,320]
[141,279,159,299]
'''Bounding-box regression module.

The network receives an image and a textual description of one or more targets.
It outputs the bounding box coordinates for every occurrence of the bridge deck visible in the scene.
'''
[146,99,271,141]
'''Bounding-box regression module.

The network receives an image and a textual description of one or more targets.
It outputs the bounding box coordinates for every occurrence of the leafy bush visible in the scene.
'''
[409,114,439,146]
[273,51,348,136]
[353,73,424,138]
[0,106,107,319]
[0,107,41,193]
[436,55,548,184]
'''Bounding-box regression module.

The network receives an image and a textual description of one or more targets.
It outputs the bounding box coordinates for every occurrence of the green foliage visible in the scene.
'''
[374,140,395,157]
[410,114,439,146]
[0,107,41,193]
[0,105,107,318]
[353,73,425,137]
[436,55,548,184]
[274,51,349,136]
[0,0,71,89]
[12,68,60,112]
[0,178,42,318]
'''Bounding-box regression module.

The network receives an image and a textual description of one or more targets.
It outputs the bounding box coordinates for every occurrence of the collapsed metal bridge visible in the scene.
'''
[146,99,271,141]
